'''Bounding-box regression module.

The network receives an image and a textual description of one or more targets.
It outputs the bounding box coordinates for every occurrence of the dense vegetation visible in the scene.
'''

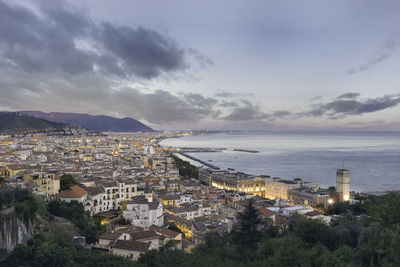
[172,155,199,178]
[4,228,135,267]
[0,187,39,223]
[59,174,79,191]
[1,187,131,266]
[134,194,400,266]
[47,199,106,243]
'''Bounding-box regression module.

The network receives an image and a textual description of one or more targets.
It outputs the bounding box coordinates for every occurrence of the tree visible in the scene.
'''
[365,192,400,226]
[33,243,74,267]
[59,174,79,191]
[233,198,263,249]
[263,218,278,238]
[289,214,331,248]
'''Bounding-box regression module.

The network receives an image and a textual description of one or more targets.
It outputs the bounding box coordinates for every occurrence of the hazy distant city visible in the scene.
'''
[1,0,400,266]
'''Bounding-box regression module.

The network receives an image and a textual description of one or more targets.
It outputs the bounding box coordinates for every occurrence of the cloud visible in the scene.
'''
[214,91,254,98]
[0,0,192,79]
[336,92,360,99]
[0,0,221,124]
[300,94,400,119]
[221,100,265,121]
[309,95,322,101]
[348,32,400,75]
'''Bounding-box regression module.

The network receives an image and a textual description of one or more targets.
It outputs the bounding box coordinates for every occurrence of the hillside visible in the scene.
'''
[0,112,65,132]
[20,111,154,133]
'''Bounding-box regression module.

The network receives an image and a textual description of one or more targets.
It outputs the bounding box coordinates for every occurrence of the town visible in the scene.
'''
[0,130,356,261]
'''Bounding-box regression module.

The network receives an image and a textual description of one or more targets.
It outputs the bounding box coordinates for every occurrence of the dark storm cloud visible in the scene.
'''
[337,92,360,99]
[300,94,400,118]
[348,32,400,75]
[0,0,189,79]
[0,0,219,124]
[99,23,187,79]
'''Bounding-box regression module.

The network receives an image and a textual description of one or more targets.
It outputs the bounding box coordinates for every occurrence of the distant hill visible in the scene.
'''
[20,111,154,132]
[0,112,65,132]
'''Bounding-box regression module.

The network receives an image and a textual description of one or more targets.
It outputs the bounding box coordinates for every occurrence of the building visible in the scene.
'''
[123,195,164,228]
[264,178,302,200]
[336,169,350,201]
[164,213,193,240]
[58,185,88,203]
[5,164,27,179]
[111,240,152,261]
[288,188,330,208]
[160,195,181,207]
[149,224,183,250]
[84,186,106,215]
[22,171,60,198]
[211,171,269,197]
[198,168,212,185]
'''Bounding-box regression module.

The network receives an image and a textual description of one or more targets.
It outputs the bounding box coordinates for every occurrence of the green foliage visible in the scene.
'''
[5,230,135,267]
[231,198,263,249]
[59,174,79,191]
[47,199,100,243]
[34,242,75,266]
[326,201,365,215]
[289,214,331,247]
[172,155,199,178]
[0,187,38,223]
[364,192,400,226]
[73,247,136,267]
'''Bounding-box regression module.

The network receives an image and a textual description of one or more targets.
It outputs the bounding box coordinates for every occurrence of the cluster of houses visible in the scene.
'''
[1,131,336,261]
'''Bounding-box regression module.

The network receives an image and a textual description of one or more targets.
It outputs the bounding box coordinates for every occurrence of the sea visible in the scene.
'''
[159,131,400,192]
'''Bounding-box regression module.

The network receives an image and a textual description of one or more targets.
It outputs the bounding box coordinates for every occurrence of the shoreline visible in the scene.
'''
[159,132,400,193]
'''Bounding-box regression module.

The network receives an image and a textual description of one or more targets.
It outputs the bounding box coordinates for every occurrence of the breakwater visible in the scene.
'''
[178,152,220,170]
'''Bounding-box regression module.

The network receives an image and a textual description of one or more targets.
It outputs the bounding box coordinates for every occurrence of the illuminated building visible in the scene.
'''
[336,169,350,201]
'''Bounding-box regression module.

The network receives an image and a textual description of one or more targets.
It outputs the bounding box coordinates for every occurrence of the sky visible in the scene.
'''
[1,0,400,130]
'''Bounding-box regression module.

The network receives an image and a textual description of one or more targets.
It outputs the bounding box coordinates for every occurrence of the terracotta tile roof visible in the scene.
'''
[58,185,87,199]
[7,164,26,170]
[131,230,160,241]
[99,232,123,241]
[149,225,180,239]
[258,206,275,218]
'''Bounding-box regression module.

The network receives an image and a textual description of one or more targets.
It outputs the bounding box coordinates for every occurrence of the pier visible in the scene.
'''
[177,152,220,170]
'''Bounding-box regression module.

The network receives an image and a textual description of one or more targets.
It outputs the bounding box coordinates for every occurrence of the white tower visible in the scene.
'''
[336,169,350,201]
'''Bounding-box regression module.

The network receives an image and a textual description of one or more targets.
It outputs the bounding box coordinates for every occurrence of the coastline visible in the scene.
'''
[159,132,400,193]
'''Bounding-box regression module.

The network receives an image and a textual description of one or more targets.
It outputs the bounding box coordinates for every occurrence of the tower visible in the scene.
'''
[336,169,350,201]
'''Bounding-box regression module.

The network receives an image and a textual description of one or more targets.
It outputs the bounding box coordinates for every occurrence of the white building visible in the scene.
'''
[100,180,144,211]
[123,195,164,228]
[84,186,106,215]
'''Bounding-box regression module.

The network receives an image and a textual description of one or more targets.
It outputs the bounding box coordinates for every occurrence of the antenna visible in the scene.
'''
[342,161,345,169]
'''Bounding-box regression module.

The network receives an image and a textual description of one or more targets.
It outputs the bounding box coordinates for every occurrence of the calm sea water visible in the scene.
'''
[160,131,400,192]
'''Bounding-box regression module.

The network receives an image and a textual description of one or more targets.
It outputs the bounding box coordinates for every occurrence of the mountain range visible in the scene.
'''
[19,111,154,132]
[0,112,65,132]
